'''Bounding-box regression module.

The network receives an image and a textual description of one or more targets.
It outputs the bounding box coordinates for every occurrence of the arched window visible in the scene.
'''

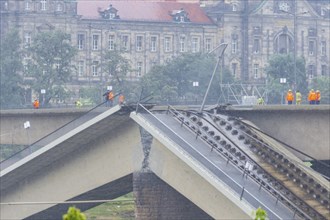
[274,28,293,54]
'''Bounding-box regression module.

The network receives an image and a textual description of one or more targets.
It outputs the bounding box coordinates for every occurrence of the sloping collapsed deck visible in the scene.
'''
[131,105,330,220]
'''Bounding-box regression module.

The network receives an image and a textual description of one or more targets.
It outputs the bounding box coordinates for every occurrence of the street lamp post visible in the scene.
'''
[199,43,228,113]
[293,5,297,91]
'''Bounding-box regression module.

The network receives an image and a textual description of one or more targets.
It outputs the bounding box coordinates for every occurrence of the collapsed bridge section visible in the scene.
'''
[131,104,330,220]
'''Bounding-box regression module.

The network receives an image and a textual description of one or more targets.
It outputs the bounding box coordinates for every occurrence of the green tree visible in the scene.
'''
[0,29,24,109]
[63,206,86,220]
[26,30,77,105]
[254,207,267,220]
[266,54,307,90]
[265,54,307,104]
[140,53,232,104]
[79,86,100,105]
[101,50,131,93]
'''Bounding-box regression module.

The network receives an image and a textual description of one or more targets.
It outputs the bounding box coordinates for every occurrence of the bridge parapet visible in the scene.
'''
[215,105,330,161]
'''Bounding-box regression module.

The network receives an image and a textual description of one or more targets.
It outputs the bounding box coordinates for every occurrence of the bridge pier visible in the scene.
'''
[133,171,212,220]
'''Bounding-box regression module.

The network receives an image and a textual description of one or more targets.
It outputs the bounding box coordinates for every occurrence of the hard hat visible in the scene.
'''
[288,89,292,92]
[311,89,314,91]
[316,90,320,92]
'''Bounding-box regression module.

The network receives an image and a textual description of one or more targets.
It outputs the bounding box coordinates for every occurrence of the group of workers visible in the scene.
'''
[286,89,321,105]
[33,89,125,109]
[103,89,125,107]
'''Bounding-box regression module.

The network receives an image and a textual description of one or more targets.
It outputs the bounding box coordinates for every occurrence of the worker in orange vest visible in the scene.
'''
[118,93,125,105]
[286,89,294,105]
[308,89,316,105]
[103,89,114,107]
[33,99,40,109]
[108,90,114,107]
[316,90,321,105]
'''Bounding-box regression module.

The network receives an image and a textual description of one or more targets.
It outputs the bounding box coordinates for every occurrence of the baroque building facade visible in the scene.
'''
[1,0,329,91]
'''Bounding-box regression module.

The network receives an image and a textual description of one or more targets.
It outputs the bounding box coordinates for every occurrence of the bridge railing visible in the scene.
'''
[134,104,297,219]
[0,100,118,171]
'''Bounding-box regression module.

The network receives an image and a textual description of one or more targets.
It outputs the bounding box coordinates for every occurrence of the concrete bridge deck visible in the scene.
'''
[1,105,329,160]
[0,104,329,219]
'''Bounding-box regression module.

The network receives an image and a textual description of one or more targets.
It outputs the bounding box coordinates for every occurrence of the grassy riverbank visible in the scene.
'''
[84,193,135,220]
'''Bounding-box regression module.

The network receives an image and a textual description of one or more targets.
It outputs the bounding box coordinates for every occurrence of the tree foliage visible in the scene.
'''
[0,29,24,109]
[254,207,267,220]
[140,53,233,104]
[266,54,307,90]
[26,30,77,105]
[265,54,308,104]
[101,50,142,102]
[101,50,131,92]
[62,206,86,220]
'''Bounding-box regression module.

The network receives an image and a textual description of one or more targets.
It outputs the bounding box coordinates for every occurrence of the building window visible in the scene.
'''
[232,63,237,78]
[92,61,99,76]
[56,3,62,12]
[136,62,142,77]
[164,37,171,52]
[308,65,315,79]
[78,61,85,76]
[150,36,157,52]
[308,28,316,37]
[192,37,199,53]
[205,38,212,53]
[180,16,185,22]
[179,36,186,52]
[40,0,47,11]
[321,65,328,76]
[308,40,315,55]
[25,1,30,10]
[253,38,260,54]
[109,13,115,19]
[92,35,99,50]
[232,4,237,11]
[321,41,326,56]
[136,36,143,51]
[121,35,129,51]
[108,35,115,50]
[276,33,293,54]
[77,34,85,50]
[24,32,31,48]
[231,39,238,54]
[253,64,259,79]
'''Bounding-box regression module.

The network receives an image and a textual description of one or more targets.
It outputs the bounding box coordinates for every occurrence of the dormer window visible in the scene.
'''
[170,8,190,23]
[99,4,120,19]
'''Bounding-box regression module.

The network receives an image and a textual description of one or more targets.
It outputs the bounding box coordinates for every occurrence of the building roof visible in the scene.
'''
[77,0,213,24]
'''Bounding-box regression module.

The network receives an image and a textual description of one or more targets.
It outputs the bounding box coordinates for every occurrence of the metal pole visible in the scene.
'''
[199,43,228,113]
[293,0,297,91]
[199,58,221,112]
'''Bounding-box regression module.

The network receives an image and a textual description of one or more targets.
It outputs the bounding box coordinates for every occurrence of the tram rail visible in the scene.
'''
[160,105,329,220]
